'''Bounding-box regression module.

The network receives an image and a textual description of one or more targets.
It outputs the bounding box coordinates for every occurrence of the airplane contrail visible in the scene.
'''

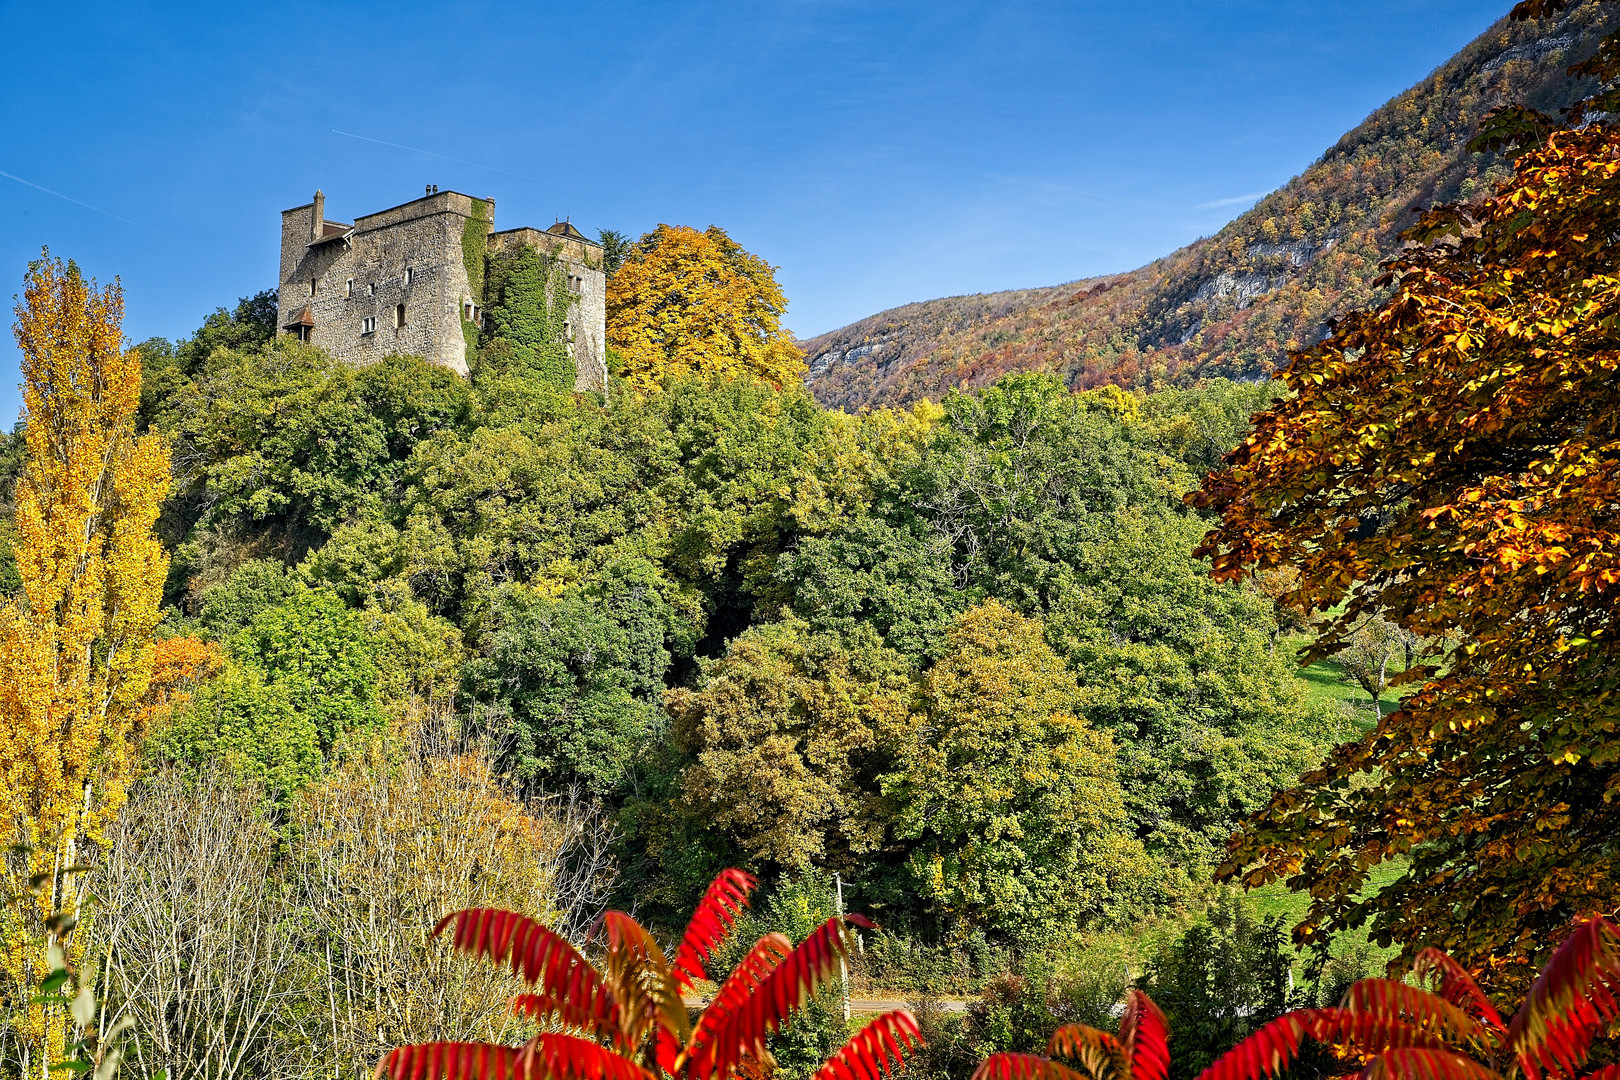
[330,130,537,181]
[1194,192,1268,211]
[1,170,158,231]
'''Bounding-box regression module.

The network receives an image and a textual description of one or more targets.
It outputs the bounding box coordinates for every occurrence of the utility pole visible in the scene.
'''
[835,873,850,1023]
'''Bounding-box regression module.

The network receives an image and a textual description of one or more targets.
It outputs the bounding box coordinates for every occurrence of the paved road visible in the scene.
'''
[682,998,967,1014]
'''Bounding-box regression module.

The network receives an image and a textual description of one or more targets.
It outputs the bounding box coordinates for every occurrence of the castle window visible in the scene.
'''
[346,279,354,298]
[310,278,317,297]
[368,282,377,296]
[569,275,582,294]
[362,316,376,335]
[395,304,406,329]
[404,267,414,286]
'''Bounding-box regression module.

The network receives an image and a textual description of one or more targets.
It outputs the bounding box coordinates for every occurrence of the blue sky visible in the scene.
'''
[1,0,1510,423]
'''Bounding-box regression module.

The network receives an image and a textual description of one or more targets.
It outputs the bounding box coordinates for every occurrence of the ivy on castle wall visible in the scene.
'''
[462,199,491,365]
[480,245,576,390]
[462,199,489,298]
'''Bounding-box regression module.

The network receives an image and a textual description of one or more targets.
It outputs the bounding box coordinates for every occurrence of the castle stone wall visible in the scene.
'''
[488,227,607,393]
[278,190,603,387]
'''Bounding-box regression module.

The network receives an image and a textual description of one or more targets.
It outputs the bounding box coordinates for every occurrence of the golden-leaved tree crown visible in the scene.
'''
[606,225,804,393]
[1,252,170,1070]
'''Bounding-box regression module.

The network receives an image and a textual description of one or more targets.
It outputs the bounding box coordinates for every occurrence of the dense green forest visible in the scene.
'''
[103,292,1359,936]
[0,284,1384,1077]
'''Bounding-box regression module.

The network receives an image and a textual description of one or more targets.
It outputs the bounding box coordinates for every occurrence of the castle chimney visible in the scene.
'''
[312,190,325,241]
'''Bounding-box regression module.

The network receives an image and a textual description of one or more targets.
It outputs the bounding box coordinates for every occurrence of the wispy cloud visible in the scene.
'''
[330,130,537,181]
[1193,191,1268,211]
[1,170,157,231]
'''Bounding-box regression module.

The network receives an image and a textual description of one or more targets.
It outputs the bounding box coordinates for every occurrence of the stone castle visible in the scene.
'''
[277,188,607,390]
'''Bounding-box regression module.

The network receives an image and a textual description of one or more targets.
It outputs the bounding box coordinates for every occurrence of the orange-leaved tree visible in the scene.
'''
[377,869,921,1080]
[971,988,1171,1080]
[1190,0,1620,995]
[1197,917,1620,1080]
[1,253,171,1072]
[605,225,804,393]
[130,636,225,728]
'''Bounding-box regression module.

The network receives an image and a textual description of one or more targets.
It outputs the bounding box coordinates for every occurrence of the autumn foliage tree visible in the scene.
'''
[1198,916,1620,1080]
[606,225,804,392]
[1191,0,1620,995]
[892,601,1144,940]
[0,254,170,1071]
[379,869,921,1080]
[130,636,224,729]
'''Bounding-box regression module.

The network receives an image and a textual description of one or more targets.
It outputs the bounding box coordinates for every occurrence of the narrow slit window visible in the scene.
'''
[404,267,414,285]
[310,277,317,296]
[368,282,377,296]
[346,279,354,298]
[395,304,406,329]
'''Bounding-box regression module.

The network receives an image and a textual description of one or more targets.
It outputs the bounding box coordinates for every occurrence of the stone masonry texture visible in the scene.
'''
[277,189,607,390]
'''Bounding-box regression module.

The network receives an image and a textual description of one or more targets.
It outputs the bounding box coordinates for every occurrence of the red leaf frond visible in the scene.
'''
[1196,1012,1327,1080]
[594,910,687,1050]
[1577,1066,1620,1080]
[731,916,860,1063]
[517,1033,658,1080]
[1411,951,1507,1036]
[1045,1025,1126,1080]
[1311,1012,1455,1055]
[681,934,795,1080]
[1118,990,1171,1080]
[377,1042,519,1080]
[971,1053,1093,1080]
[812,1009,922,1080]
[673,869,758,991]
[658,1029,684,1079]
[433,910,620,1044]
[1507,918,1620,1080]
[1354,1048,1502,1080]
[1339,980,1485,1047]
[376,1037,651,1080]
[510,994,623,1046]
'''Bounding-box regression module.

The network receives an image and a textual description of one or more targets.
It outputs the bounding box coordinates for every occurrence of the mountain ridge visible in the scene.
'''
[802,1,1620,410]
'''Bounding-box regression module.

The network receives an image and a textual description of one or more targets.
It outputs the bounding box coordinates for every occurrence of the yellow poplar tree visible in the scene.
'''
[0,254,170,1071]
[606,224,805,392]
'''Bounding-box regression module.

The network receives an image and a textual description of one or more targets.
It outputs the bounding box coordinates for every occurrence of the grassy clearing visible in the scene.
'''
[1280,632,1401,723]
[1248,859,1408,978]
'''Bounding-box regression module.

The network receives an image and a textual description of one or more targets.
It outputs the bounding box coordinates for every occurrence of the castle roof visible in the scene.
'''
[547,221,588,241]
[307,224,353,250]
[283,305,315,329]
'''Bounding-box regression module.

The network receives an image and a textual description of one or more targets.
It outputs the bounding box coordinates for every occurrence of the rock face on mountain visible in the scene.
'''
[803,1,1620,411]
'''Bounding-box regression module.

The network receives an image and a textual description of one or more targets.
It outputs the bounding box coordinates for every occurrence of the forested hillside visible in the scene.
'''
[13,0,1620,1076]
[97,301,1351,939]
[0,267,1378,1073]
[802,0,1620,409]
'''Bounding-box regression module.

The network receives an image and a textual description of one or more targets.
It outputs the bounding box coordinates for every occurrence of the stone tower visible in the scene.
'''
[277,188,607,390]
